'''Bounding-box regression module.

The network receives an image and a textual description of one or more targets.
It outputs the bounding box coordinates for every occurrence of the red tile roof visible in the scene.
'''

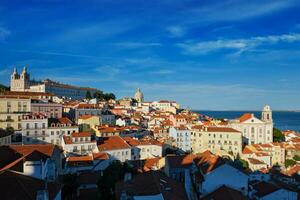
[239,113,253,122]
[72,132,92,137]
[248,158,266,165]
[97,136,131,151]
[10,144,57,157]
[166,154,195,169]
[79,115,94,120]
[194,150,224,174]
[115,171,188,200]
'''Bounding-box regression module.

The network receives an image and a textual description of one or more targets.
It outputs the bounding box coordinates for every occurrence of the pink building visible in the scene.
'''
[31,102,63,118]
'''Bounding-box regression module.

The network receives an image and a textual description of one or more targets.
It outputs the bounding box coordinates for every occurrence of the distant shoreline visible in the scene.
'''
[193,110,300,112]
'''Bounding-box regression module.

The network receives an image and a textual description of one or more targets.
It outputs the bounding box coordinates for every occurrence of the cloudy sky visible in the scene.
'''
[0,0,300,110]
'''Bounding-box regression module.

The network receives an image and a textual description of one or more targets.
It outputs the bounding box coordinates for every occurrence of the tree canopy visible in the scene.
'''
[85,91,92,99]
[273,128,285,142]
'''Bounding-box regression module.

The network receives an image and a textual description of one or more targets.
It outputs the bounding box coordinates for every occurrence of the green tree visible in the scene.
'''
[273,128,285,142]
[0,84,9,94]
[5,127,14,134]
[103,93,116,101]
[285,159,296,168]
[85,91,92,99]
[293,155,300,161]
[93,90,104,100]
[238,159,249,169]
[97,160,134,200]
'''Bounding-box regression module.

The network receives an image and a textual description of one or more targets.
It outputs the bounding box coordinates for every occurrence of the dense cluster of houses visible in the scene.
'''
[0,68,299,200]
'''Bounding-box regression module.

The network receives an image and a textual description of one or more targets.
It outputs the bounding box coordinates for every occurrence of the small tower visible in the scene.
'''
[11,67,19,80]
[261,105,272,123]
[10,66,30,91]
[134,88,144,103]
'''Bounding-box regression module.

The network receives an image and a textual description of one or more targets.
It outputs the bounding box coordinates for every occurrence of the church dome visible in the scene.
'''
[134,88,144,103]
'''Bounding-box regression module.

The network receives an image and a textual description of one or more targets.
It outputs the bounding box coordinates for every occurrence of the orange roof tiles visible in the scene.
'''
[92,152,109,160]
[206,127,240,133]
[97,136,131,151]
[248,158,266,165]
[72,132,92,137]
[239,113,253,122]
[166,154,195,169]
[79,115,94,120]
[10,144,56,157]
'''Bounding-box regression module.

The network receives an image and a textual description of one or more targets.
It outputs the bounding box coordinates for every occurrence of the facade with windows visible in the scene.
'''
[31,101,63,118]
[0,96,31,130]
[228,105,273,145]
[21,114,48,144]
[62,132,98,155]
[191,126,242,157]
[169,126,192,152]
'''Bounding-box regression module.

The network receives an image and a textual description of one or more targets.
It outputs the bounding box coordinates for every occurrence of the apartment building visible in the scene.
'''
[0,96,31,130]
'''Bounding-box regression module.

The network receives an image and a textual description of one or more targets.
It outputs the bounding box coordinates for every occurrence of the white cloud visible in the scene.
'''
[149,69,174,75]
[177,33,300,55]
[166,25,185,37]
[111,42,161,49]
[182,0,296,24]
[0,27,10,42]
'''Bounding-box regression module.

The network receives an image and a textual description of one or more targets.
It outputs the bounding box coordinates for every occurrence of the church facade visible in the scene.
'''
[228,105,273,145]
[10,67,98,100]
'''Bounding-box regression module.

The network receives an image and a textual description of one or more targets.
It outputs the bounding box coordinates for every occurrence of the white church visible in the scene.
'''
[10,67,98,100]
[228,105,273,145]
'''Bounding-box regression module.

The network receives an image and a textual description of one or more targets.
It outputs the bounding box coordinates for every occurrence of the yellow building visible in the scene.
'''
[191,125,242,157]
[243,143,285,166]
[78,115,100,129]
[0,96,31,130]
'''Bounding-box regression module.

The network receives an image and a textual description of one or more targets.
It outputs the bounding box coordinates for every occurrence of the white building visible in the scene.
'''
[191,126,242,157]
[123,137,162,160]
[62,132,99,155]
[134,88,144,103]
[228,105,273,145]
[21,113,48,144]
[47,117,79,145]
[151,100,179,114]
[10,67,98,100]
[169,126,192,152]
[97,136,131,162]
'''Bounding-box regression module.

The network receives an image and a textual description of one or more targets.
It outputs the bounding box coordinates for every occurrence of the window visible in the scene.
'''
[51,131,54,135]
[34,123,38,129]
[26,123,30,129]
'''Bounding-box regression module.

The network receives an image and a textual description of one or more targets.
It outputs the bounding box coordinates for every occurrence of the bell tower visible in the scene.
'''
[10,66,30,91]
[261,105,272,123]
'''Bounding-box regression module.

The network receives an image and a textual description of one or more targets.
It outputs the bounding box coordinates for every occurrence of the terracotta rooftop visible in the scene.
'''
[72,132,92,138]
[115,171,188,200]
[248,158,266,165]
[10,144,57,157]
[0,170,61,200]
[79,115,95,120]
[194,150,224,174]
[201,185,248,200]
[166,154,195,169]
[239,113,254,122]
[97,136,131,151]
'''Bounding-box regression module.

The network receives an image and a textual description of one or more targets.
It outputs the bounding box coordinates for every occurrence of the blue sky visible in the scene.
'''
[0,0,300,110]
